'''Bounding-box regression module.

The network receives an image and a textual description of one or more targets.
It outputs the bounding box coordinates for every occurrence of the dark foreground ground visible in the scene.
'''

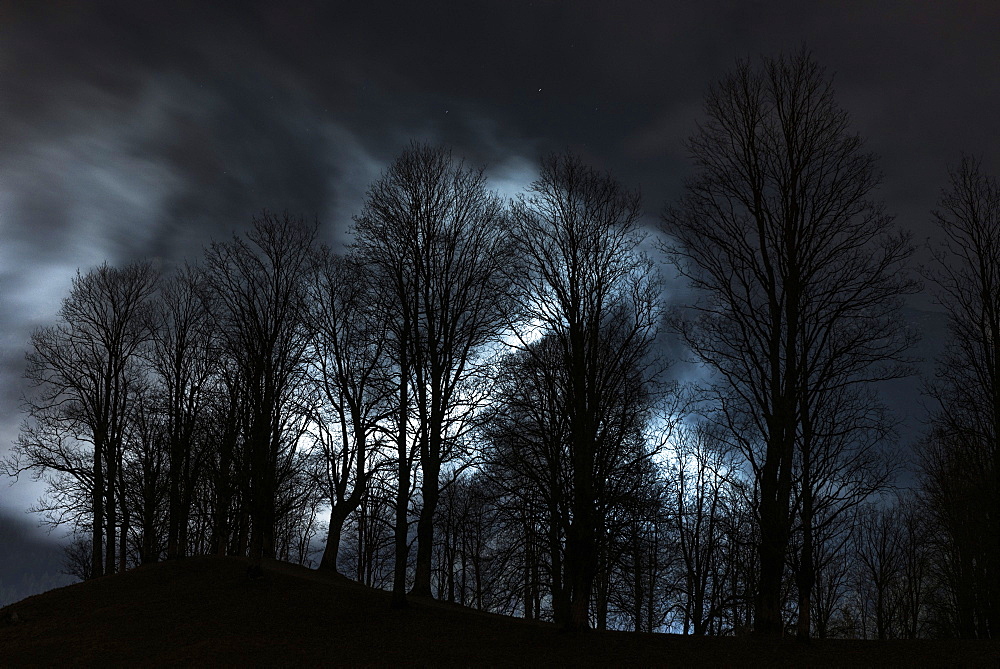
[1,556,999,667]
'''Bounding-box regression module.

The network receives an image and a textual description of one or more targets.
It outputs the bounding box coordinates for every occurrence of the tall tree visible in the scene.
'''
[661,51,916,637]
[7,262,157,578]
[119,375,168,565]
[505,153,661,630]
[149,264,216,560]
[308,251,394,572]
[205,354,249,557]
[921,155,1000,637]
[203,212,317,563]
[353,143,513,601]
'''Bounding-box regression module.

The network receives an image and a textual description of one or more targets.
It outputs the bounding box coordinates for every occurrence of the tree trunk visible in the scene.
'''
[104,440,117,576]
[565,521,597,632]
[411,447,440,597]
[118,502,128,573]
[797,469,815,642]
[755,408,795,637]
[548,497,570,627]
[755,475,789,637]
[391,443,410,608]
[356,493,368,584]
[248,423,271,563]
[213,483,230,557]
[523,536,533,620]
[167,430,182,560]
[141,471,159,564]
[633,525,644,632]
[178,485,191,559]
[391,346,410,610]
[91,438,104,579]
[595,566,608,631]
[319,503,351,572]
[566,341,597,633]
[213,429,234,557]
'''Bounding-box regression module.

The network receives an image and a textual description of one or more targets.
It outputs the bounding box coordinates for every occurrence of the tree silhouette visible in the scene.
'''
[503,153,661,630]
[920,155,1000,637]
[6,262,157,578]
[661,50,916,638]
[666,423,737,635]
[149,264,217,561]
[307,251,394,572]
[202,212,317,563]
[352,143,514,603]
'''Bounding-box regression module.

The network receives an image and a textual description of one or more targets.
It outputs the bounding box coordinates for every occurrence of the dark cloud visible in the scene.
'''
[0,509,76,607]
[0,0,994,582]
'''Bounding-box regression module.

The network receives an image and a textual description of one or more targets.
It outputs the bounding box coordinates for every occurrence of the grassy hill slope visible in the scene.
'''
[1,555,999,666]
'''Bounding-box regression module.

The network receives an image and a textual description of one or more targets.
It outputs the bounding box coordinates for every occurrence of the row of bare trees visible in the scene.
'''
[8,217,322,578]
[6,50,998,639]
[325,426,967,639]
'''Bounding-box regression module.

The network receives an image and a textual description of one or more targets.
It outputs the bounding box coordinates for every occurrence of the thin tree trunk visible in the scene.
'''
[549,501,569,627]
[178,486,191,559]
[167,426,182,560]
[797,456,815,642]
[91,437,104,579]
[391,342,410,609]
[119,498,128,573]
[104,439,117,576]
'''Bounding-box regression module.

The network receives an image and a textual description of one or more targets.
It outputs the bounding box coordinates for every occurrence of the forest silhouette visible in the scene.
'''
[3,51,1000,657]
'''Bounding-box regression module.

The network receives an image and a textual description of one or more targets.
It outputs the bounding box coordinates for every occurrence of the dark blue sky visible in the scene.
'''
[0,0,995,600]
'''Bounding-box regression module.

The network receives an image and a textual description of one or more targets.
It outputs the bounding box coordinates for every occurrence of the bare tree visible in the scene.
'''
[895,495,931,639]
[353,143,514,603]
[119,376,168,564]
[504,153,661,630]
[5,262,157,578]
[666,423,737,635]
[483,331,657,630]
[307,251,394,572]
[920,154,1000,637]
[148,264,217,560]
[61,533,94,582]
[431,472,498,609]
[810,526,852,638]
[661,50,916,637]
[853,501,904,640]
[482,338,573,622]
[202,212,317,563]
[204,354,247,556]
[339,465,398,587]
[605,453,672,633]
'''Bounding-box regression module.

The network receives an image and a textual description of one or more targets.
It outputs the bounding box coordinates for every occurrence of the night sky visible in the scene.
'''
[1,1,998,599]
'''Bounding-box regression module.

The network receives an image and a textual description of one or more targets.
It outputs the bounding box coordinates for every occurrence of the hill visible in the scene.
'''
[1,556,999,666]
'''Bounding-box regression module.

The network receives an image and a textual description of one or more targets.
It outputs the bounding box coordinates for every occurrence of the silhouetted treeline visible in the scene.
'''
[5,51,999,640]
